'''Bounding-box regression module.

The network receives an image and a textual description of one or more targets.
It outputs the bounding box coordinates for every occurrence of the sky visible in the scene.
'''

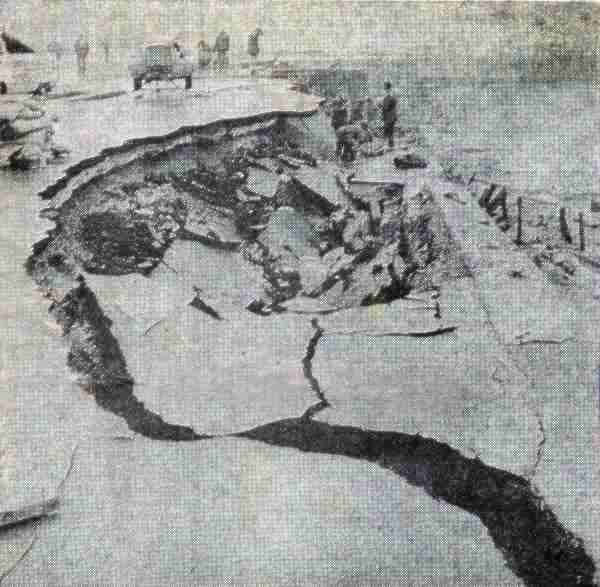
[2,0,600,71]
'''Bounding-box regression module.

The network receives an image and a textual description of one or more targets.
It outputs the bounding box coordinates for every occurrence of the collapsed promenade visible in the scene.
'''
[1,77,598,586]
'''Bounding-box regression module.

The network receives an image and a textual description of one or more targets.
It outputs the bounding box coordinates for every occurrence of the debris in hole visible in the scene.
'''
[189,287,222,320]
[393,153,428,169]
[0,498,60,530]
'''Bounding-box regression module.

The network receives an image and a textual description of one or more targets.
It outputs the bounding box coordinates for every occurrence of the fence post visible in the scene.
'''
[515,196,523,245]
[579,212,585,252]
[559,207,573,244]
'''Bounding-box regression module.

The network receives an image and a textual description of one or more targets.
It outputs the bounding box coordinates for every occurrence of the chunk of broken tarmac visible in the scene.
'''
[258,206,319,259]
[85,239,317,435]
[313,281,541,478]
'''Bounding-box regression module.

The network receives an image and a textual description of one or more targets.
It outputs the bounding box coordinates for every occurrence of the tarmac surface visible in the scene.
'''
[1,73,598,585]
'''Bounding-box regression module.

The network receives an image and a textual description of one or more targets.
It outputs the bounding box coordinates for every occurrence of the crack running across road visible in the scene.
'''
[301,318,330,419]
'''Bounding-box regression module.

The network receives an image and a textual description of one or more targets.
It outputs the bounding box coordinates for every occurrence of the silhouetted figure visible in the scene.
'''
[381,81,397,149]
[330,96,348,132]
[48,41,64,76]
[213,31,230,73]
[100,38,110,63]
[248,28,263,66]
[350,99,364,123]
[74,36,90,77]
[198,40,212,71]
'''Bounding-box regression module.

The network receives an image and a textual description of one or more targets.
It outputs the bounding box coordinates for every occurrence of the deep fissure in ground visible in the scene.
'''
[26,115,597,586]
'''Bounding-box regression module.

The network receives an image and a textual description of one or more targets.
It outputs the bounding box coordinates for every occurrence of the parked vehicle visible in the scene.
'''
[270,60,293,79]
[128,41,194,91]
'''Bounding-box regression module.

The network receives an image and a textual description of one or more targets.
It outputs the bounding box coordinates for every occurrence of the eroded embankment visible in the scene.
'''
[26,112,598,586]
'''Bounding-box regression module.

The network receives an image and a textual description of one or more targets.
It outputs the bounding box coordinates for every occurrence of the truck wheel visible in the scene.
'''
[0,81,7,95]
[133,77,142,91]
[185,75,192,90]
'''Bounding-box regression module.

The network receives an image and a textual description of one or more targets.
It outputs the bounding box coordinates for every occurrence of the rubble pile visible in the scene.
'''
[241,177,463,313]
[29,121,463,319]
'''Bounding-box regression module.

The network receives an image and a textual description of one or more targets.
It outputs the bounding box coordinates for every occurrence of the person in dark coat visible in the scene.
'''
[213,31,230,72]
[198,40,212,70]
[248,28,263,61]
[74,36,90,77]
[100,38,110,63]
[381,81,397,149]
[48,41,64,77]
[330,96,348,132]
[350,99,364,123]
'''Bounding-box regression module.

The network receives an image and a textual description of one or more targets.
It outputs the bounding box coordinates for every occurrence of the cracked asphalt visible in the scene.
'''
[2,79,599,585]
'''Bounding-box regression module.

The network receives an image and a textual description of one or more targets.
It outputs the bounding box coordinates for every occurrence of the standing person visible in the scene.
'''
[365,97,378,128]
[247,28,263,69]
[173,41,184,59]
[74,36,90,77]
[350,99,364,123]
[213,31,230,73]
[381,81,397,149]
[331,96,348,132]
[198,39,212,72]
[330,96,348,156]
[0,34,6,95]
[100,38,110,63]
[48,41,64,78]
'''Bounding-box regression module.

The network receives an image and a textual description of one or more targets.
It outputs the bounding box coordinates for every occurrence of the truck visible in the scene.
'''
[128,41,194,91]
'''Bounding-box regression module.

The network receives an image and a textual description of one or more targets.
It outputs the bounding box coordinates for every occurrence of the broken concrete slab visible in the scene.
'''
[281,296,342,315]
[293,161,349,208]
[3,437,521,586]
[245,167,280,200]
[314,279,541,479]
[297,255,329,295]
[323,246,357,276]
[272,174,337,217]
[435,178,576,345]
[319,243,411,308]
[258,206,319,259]
[182,209,241,250]
[432,177,600,570]
[85,239,265,334]
[126,310,317,435]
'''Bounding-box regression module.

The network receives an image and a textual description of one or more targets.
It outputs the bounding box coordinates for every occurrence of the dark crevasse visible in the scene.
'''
[36,274,597,587]
[240,419,597,587]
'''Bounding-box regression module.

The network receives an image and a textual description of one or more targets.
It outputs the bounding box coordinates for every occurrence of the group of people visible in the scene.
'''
[330,81,398,163]
[48,36,104,78]
[197,28,263,73]
[46,29,263,78]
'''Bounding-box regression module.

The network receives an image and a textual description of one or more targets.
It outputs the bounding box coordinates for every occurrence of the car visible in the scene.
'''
[270,60,294,80]
[128,41,194,91]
